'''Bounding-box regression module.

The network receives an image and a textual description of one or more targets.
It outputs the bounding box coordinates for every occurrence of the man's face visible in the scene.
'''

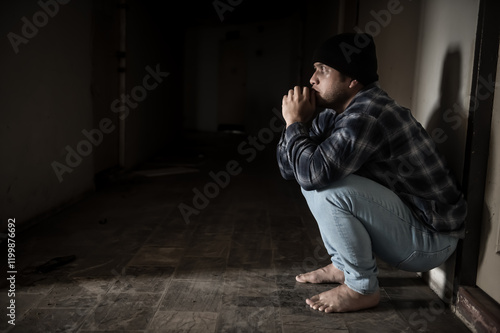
[310,62,352,112]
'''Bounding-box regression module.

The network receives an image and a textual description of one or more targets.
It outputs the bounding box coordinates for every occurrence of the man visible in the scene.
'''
[277,33,467,313]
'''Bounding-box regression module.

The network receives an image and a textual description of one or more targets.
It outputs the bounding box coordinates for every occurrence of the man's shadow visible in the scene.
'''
[426,48,467,181]
[423,48,469,301]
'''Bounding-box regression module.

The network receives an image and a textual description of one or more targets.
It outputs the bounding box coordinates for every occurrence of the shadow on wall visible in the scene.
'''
[422,49,469,303]
[426,48,466,181]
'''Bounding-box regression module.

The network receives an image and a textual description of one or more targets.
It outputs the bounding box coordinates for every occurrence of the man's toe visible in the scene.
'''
[324,305,336,313]
[318,304,328,312]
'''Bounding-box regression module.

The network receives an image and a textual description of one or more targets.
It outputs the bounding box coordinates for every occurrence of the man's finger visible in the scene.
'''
[303,86,309,100]
[310,89,316,109]
[294,86,301,99]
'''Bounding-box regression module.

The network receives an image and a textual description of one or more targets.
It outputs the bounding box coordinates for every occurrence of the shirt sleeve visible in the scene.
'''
[284,112,382,190]
[276,112,328,181]
[276,129,295,180]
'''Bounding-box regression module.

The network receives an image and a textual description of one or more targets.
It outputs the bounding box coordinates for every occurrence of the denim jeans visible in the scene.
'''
[301,174,458,295]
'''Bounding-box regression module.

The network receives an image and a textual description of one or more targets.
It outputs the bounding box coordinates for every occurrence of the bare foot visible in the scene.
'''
[296,263,345,284]
[306,284,380,313]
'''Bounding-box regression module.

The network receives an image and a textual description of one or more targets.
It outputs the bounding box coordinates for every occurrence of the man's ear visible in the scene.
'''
[349,79,361,89]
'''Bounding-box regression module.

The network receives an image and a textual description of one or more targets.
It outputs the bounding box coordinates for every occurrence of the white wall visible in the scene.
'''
[358,0,421,109]
[358,0,480,302]
[0,1,95,229]
[409,0,479,301]
[412,0,478,181]
[359,0,478,182]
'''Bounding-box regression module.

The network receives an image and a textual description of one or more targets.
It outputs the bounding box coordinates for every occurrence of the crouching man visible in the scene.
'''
[277,33,467,313]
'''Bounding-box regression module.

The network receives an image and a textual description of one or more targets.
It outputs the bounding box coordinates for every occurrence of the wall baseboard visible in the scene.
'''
[454,286,500,333]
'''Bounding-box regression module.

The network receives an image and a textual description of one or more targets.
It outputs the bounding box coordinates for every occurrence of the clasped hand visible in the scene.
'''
[282,86,316,128]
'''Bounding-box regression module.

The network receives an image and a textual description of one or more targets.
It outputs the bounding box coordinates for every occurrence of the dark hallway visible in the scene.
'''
[2,0,500,331]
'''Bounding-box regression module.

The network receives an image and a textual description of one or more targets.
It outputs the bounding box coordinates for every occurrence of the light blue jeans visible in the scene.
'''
[301,174,458,295]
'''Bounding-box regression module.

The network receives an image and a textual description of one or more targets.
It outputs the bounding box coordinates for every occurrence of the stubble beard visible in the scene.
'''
[316,90,348,112]
[315,93,329,108]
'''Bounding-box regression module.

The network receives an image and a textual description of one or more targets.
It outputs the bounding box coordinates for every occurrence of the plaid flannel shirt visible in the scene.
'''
[277,83,467,237]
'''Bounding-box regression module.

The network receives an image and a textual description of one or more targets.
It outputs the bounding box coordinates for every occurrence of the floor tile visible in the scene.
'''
[127,247,185,266]
[8,308,88,333]
[183,233,232,258]
[159,280,223,313]
[37,277,111,308]
[215,304,282,333]
[173,257,226,281]
[147,311,218,333]
[281,314,347,333]
[227,247,273,269]
[232,231,272,250]
[81,293,161,331]
[108,266,175,293]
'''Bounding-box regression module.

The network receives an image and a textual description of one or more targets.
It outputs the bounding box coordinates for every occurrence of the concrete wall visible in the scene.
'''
[0,0,95,229]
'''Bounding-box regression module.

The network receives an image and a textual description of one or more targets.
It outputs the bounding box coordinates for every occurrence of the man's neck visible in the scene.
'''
[338,86,365,113]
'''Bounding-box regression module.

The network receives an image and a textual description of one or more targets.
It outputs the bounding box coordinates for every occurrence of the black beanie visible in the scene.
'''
[312,33,379,85]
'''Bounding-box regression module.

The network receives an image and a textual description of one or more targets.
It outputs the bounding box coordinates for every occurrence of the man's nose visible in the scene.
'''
[310,72,318,86]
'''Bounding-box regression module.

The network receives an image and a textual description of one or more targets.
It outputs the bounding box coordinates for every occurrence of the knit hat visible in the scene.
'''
[312,33,379,85]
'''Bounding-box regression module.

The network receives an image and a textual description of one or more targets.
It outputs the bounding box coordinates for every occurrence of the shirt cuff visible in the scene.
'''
[284,122,309,142]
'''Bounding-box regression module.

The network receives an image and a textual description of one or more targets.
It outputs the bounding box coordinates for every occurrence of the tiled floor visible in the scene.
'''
[0,132,472,332]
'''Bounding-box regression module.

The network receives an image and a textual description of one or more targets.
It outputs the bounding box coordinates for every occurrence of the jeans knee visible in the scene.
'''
[302,186,353,214]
